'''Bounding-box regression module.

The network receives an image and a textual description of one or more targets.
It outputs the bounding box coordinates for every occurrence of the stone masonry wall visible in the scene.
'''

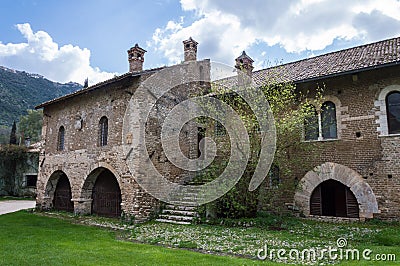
[36,73,160,221]
[36,60,210,221]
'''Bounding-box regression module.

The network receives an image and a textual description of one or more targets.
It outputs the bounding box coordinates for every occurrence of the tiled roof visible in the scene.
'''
[36,37,400,109]
[253,36,400,86]
[35,67,164,109]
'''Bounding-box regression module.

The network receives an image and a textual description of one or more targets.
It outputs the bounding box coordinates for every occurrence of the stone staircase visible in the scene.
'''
[156,204,199,225]
[155,179,206,225]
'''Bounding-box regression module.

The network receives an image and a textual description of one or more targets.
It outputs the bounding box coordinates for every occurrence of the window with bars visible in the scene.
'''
[57,126,65,151]
[99,116,108,146]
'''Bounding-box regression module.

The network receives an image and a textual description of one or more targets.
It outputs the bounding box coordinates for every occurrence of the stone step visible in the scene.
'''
[158,214,195,222]
[165,204,197,210]
[162,209,199,217]
[155,218,191,225]
[167,201,198,207]
[157,203,200,225]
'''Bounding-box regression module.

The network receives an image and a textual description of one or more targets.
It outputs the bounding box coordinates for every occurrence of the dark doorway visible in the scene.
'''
[91,169,122,217]
[53,174,73,212]
[310,179,359,218]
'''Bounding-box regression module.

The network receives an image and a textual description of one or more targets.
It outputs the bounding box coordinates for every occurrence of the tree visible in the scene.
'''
[18,109,43,143]
[84,78,89,88]
[9,121,17,145]
[0,126,11,144]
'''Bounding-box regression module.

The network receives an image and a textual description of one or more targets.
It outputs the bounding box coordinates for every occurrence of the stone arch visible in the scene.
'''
[302,95,344,140]
[375,84,400,136]
[294,162,379,219]
[80,162,122,199]
[43,170,73,211]
[79,162,122,217]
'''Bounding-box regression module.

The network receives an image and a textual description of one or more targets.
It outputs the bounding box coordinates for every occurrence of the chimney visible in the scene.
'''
[183,37,198,61]
[128,44,146,72]
[235,51,254,78]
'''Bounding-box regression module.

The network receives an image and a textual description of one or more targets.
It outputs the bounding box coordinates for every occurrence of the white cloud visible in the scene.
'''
[151,0,400,67]
[0,23,116,84]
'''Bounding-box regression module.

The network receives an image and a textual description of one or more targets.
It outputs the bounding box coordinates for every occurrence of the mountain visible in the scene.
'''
[0,66,82,127]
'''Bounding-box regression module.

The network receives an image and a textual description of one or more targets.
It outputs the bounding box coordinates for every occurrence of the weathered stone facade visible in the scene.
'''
[0,145,38,197]
[35,36,400,221]
[35,39,210,221]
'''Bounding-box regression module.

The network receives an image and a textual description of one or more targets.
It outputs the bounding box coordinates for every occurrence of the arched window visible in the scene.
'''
[57,126,65,151]
[304,105,319,141]
[386,91,400,134]
[321,101,337,139]
[99,116,108,146]
[304,101,338,141]
[268,164,280,188]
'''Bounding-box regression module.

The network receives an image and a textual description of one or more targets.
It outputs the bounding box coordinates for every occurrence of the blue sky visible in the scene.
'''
[1,0,400,84]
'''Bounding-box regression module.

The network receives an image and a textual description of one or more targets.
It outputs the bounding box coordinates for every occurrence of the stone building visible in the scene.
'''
[0,144,39,198]
[253,37,400,220]
[35,36,400,221]
[35,38,208,221]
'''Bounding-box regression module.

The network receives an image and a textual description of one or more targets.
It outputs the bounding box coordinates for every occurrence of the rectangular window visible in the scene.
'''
[25,174,38,187]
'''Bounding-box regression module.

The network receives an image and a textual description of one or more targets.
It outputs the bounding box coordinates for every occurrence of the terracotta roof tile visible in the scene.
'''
[253,36,400,86]
[35,67,164,109]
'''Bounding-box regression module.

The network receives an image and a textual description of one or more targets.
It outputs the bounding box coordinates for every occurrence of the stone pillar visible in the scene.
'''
[72,198,92,215]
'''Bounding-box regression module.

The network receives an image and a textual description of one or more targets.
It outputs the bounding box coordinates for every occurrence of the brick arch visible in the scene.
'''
[302,95,344,140]
[294,162,379,219]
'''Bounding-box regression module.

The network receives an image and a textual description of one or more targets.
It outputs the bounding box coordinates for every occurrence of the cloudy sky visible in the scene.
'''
[1,0,400,85]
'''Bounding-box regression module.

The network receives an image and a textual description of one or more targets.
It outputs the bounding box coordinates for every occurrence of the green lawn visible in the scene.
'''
[0,211,272,265]
[0,211,399,265]
[0,196,35,201]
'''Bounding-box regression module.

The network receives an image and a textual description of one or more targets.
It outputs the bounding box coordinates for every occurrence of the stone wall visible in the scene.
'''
[0,147,38,197]
[36,60,210,221]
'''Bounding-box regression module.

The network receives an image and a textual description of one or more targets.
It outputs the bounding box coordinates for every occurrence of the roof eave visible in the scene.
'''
[35,67,164,109]
[294,61,400,85]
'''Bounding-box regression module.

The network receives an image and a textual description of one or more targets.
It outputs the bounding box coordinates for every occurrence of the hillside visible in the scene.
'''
[0,66,82,127]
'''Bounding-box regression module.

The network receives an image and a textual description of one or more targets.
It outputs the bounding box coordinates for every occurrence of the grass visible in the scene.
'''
[0,211,272,265]
[0,210,399,265]
[128,213,400,265]
[0,196,35,201]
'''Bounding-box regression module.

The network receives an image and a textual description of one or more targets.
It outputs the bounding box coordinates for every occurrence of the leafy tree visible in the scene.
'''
[18,109,43,143]
[9,121,17,145]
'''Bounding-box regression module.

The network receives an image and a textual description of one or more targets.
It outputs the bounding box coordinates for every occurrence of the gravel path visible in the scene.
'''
[0,200,36,215]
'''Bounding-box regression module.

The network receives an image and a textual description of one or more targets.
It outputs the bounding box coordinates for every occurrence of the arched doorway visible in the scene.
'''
[310,179,359,218]
[294,162,379,219]
[91,168,122,217]
[52,172,73,212]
